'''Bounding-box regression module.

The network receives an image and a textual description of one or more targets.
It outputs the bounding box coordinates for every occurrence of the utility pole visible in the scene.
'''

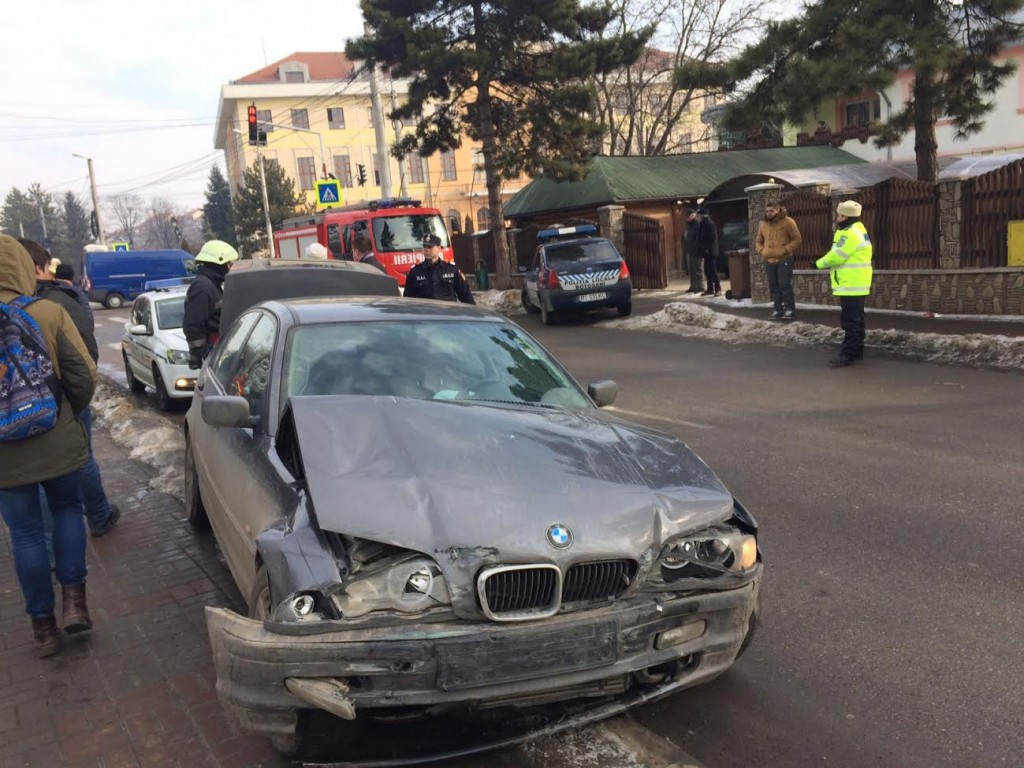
[257,149,274,257]
[365,23,393,198]
[389,89,408,199]
[73,154,106,246]
[38,202,49,246]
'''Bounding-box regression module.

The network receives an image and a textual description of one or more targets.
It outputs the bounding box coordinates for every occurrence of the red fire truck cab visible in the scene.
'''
[273,199,454,286]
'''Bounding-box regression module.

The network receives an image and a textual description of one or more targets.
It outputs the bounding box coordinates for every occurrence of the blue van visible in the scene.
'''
[82,249,194,309]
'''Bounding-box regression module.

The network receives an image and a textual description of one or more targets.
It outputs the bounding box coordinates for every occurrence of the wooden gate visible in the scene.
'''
[622,213,667,289]
[962,159,1024,268]
[859,178,938,269]
[780,190,831,268]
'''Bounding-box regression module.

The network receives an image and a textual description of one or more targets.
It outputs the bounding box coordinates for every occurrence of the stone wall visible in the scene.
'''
[793,269,1024,315]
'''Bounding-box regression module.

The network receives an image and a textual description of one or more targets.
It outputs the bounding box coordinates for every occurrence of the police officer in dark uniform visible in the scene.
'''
[403,234,475,303]
[183,240,238,369]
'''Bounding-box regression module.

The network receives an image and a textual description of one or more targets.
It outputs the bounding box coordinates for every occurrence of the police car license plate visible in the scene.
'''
[577,292,607,302]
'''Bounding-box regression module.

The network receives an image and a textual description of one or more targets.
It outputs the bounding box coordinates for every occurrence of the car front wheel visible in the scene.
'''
[521,289,540,314]
[184,436,210,531]
[124,354,146,393]
[153,365,174,411]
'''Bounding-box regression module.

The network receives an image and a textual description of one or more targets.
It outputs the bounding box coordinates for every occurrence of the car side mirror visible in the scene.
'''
[129,324,151,336]
[202,395,254,428]
[588,380,618,408]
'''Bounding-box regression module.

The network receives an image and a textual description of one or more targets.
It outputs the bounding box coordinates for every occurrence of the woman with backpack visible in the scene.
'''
[0,235,97,657]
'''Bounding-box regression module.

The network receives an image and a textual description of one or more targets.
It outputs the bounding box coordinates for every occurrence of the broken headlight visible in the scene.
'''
[653,526,757,583]
[332,557,451,618]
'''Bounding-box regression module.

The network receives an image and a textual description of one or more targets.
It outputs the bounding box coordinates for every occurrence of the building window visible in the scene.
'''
[407,152,426,184]
[613,92,628,111]
[440,150,457,181]
[333,155,352,187]
[703,94,717,110]
[477,206,491,231]
[291,109,309,130]
[297,157,316,190]
[285,71,305,83]
[327,107,345,130]
[256,110,274,132]
[843,97,881,127]
[447,209,462,234]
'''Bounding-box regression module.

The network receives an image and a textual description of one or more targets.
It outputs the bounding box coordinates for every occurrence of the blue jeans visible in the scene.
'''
[0,472,87,618]
[41,407,114,544]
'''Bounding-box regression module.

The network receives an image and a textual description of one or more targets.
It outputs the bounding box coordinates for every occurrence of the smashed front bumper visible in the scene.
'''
[205,577,759,746]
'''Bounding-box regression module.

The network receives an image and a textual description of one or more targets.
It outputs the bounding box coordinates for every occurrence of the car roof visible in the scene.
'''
[263,296,505,325]
[543,236,616,249]
[137,287,188,301]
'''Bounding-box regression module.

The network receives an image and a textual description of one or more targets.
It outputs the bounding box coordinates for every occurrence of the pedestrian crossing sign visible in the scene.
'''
[112,242,130,252]
[316,180,343,210]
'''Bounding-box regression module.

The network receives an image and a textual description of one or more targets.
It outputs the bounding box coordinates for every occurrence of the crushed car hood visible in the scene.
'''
[289,397,734,562]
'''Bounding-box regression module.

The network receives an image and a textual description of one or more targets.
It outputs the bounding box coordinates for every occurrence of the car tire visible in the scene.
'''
[521,289,540,314]
[104,292,124,309]
[123,354,146,394]
[617,301,632,317]
[153,365,174,411]
[736,592,760,659]
[184,436,210,531]
[540,303,555,326]
[248,564,273,621]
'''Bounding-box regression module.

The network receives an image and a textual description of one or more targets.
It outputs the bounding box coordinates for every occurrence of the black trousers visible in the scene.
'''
[839,295,866,360]
[703,253,720,291]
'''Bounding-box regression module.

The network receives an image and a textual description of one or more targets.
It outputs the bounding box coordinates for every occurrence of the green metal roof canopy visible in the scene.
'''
[503,146,865,218]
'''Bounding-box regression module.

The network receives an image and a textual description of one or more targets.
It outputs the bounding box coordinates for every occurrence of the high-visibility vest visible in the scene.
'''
[815,221,873,296]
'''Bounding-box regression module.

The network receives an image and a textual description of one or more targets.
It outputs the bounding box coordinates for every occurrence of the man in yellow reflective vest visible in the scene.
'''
[811,200,873,367]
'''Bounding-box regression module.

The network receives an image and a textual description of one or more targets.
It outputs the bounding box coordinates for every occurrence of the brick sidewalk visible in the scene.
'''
[0,426,286,768]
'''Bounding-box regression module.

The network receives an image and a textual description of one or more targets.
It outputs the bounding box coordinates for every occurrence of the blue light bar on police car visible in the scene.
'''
[537,224,598,242]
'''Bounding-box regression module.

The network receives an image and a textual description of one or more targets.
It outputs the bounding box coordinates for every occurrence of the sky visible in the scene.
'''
[1,0,363,213]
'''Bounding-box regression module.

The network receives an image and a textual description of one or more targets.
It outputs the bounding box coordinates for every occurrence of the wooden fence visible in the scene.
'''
[962,159,1024,268]
[622,213,667,289]
[783,178,939,269]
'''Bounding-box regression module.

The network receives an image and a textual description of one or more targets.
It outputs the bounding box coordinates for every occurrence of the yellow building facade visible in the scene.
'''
[213,52,524,237]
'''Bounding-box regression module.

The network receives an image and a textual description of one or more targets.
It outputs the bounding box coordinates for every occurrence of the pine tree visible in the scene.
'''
[232,158,303,256]
[707,0,1024,181]
[203,164,236,246]
[61,192,92,274]
[348,0,651,288]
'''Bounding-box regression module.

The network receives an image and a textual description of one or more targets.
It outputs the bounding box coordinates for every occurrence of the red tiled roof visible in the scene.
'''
[235,52,355,83]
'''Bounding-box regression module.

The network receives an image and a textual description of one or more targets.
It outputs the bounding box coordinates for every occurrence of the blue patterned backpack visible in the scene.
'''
[0,297,60,441]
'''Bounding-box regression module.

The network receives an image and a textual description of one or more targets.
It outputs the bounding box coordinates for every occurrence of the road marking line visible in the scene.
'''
[606,406,710,430]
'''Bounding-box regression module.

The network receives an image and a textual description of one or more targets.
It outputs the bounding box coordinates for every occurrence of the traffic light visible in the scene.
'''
[356,164,367,187]
[248,104,258,145]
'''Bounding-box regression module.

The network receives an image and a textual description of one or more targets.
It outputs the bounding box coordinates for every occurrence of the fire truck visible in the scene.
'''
[273,199,454,286]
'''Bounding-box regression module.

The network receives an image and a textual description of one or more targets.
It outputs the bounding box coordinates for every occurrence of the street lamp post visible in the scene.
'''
[72,153,106,246]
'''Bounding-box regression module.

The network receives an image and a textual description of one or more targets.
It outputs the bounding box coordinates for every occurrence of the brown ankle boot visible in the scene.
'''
[62,583,92,634]
[32,615,62,657]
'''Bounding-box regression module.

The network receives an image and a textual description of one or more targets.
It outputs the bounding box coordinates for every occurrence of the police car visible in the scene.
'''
[121,286,196,410]
[520,225,633,325]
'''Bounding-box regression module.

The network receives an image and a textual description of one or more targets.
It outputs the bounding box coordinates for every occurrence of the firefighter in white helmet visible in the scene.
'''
[183,240,239,368]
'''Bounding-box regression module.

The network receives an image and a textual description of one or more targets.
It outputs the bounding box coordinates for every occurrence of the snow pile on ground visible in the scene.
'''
[91,382,185,501]
[603,301,1024,372]
[474,288,525,314]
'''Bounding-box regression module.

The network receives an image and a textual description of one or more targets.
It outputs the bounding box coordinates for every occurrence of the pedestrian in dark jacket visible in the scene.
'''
[352,236,386,273]
[54,263,94,323]
[19,239,120,539]
[183,240,238,368]
[696,209,721,296]
[0,234,97,658]
[682,209,704,294]
[403,234,475,303]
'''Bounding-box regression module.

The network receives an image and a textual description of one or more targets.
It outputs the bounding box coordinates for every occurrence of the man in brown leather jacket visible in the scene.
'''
[755,203,802,320]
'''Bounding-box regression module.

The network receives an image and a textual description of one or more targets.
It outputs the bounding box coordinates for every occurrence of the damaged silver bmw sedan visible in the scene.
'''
[186,290,762,761]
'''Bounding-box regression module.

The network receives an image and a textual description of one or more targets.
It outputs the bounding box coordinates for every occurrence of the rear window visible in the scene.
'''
[546,240,621,268]
[372,214,448,252]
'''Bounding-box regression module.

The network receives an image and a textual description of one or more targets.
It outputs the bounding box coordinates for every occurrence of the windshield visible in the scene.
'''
[285,319,591,408]
[372,214,449,252]
[155,297,185,329]
[546,239,621,268]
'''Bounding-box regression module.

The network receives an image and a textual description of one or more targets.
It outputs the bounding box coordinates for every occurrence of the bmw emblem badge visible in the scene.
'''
[546,524,573,549]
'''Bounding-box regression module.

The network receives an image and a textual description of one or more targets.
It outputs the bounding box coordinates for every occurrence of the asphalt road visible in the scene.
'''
[91,298,1024,767]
